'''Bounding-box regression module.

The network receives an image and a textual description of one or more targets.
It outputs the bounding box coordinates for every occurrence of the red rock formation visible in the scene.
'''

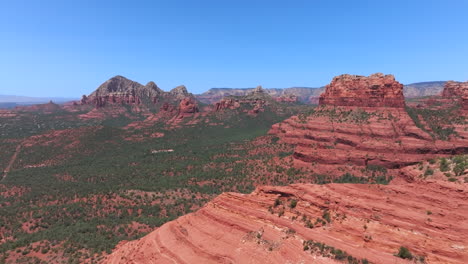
[178,97,199,114]
[82,76,198,109]
[159,102,177,113]
[442,81,468,98]
[274,94,298,103]
[319,73,405,108]
[105,181,468,264]
[214,98,241,111]
[442,81,468,110]
[269,107,467,171]
[213,96,266,115]
[270,74,467,172]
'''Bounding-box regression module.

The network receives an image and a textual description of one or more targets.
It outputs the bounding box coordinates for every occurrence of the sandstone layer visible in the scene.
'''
[319,73,405,108]
[442,81,468,98]
[270,74,467,171]
[442,81,468,110]
[105,181,468,264]
[269,107,467,170]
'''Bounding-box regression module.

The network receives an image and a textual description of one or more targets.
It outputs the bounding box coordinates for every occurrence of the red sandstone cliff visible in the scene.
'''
[270,74,467,172]
[105,181,468,264]
[442,81,468,98]
[442,81,467,109]
[319,73,405,108]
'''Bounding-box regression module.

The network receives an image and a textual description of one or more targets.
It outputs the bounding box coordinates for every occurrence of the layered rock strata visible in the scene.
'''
[105,181,468,264]
[319,73,405,108]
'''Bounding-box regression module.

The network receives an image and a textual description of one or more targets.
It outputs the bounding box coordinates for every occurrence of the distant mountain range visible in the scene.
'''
[403,81,446,97]
[195,87,324,104]
[0,81,446,109]
[195,81,447,104]
[0,95,77,109]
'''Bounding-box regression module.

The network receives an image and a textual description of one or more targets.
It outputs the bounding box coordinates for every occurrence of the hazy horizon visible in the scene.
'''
[1,0,467,97]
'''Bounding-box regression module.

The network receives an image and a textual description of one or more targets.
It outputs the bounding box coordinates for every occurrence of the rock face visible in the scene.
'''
[81,76,197,109]
[82,76,163,107]
[319,73,405,108]
[269,107,467,170]
[105,181,468,264]
[168,85,190,100]
[442,81,468,98]
[178,97,199,114]
[274,94,298,103]
[214,98,241,111]
[269,74,467,171]
[442,81,468,110]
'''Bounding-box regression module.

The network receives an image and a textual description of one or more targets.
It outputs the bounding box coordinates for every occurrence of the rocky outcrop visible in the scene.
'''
[442,81,468,98]
[250,85,265,95]
[269,74,467,171]
[442,81,468,110]
[81,76,197,109]
[269,107,467,170]
[178,97,199,114]
[105,181,468,264]
[81,76,163,108]
[319,73,405,108]
[169,85,190,100]
[214,98,241,111]
[274,94,298,103]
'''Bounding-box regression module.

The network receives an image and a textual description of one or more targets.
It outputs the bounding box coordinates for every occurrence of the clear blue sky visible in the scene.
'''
[1,0,467,97]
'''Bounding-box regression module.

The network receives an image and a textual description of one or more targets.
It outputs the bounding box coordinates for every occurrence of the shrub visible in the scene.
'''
[322,210,331,223]
[274,198,281,207]
[440,158,449,172]
[424,168,434,176]
[289,199,297,209]
[396,246,413,259]
[454,162,466,176]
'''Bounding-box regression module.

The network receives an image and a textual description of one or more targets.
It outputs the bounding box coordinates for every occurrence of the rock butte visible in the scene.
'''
[319,73,405,108]
[442,81,468,98]
[442,81,468,110]
[213,86,270,115]
[104,181,468,264]
[270,73,467,170]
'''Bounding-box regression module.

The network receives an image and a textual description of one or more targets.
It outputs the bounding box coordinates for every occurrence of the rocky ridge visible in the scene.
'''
[196,87,324,104]
[196,81,446,105]
[81,76,196,109]
[105,181,468,264]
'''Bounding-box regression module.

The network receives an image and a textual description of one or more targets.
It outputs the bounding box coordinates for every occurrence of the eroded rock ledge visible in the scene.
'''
[105,181,468,264]
[319,73,405,108]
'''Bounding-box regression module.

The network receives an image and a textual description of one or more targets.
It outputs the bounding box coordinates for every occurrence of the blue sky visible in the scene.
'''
[1,0,467,97]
